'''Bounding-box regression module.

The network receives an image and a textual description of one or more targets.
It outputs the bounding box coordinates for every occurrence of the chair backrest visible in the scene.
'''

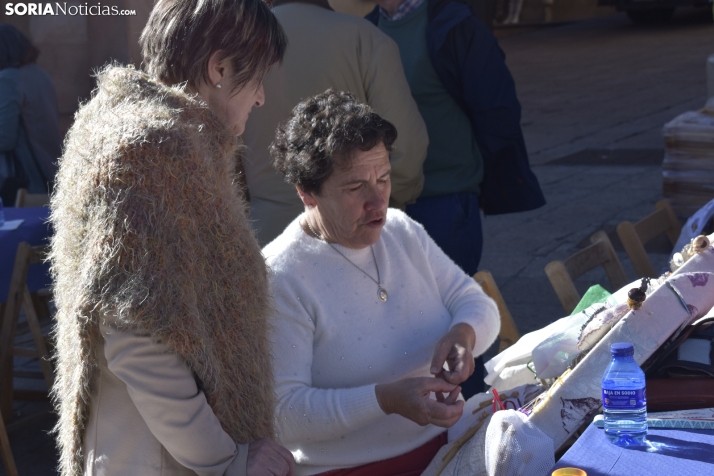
[0,243,53,422]
[473,270,521,352]
[545,231,629,314]
[14,188,50,208]
[0,410,17,476]
[616,199,681,278]
[0,244,47,476]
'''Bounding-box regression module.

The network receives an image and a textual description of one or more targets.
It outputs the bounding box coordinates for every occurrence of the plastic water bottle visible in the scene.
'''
[0,197,5,227]
[601,342,647,445]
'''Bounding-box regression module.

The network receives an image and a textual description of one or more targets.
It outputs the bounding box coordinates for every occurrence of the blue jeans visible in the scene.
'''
[406,192,485,397]
[406,192,483,275]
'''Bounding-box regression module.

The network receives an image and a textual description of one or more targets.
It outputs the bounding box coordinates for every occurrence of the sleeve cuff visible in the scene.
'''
[451,306,500,358]
[344,384,385,421]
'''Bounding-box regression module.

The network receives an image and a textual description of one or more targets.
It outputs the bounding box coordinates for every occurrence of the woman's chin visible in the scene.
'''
[234,125,246,137]
[353,226,384,248]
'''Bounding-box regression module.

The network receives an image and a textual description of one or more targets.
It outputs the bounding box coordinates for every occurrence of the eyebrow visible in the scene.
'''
[340,169,391,187]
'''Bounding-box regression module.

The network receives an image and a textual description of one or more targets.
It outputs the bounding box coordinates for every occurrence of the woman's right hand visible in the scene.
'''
[375,377,464,428]
[246,438,295,476]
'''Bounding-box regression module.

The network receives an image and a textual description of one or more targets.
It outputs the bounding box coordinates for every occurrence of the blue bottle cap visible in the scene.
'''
[610,342,634,356]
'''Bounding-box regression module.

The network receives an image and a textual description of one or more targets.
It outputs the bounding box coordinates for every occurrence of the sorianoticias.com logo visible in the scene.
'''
[4,3,136,16]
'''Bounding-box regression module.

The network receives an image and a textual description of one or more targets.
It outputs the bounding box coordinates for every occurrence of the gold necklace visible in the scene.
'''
[305,220,388,303]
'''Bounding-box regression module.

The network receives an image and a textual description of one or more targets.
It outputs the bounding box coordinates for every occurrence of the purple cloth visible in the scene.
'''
[0,206,51,302]
[553,422,714,475]
[379,0,424,20]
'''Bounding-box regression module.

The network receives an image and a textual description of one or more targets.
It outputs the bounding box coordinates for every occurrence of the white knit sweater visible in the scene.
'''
[263,209,500,475]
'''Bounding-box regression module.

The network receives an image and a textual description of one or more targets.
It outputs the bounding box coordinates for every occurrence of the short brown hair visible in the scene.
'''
[271,89,397,195]
[140,0,286,93]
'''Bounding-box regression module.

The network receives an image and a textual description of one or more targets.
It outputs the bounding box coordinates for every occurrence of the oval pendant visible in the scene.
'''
[378,287,388,303]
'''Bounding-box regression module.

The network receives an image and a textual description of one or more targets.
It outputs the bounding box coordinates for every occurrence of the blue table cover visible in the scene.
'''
[553,421,714,475]
[0,207,52,302]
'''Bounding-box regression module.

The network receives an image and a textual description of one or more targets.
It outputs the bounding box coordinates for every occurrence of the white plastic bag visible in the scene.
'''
[531,302,608,379]
[485,283,632,390]
[422,385,546,476]
[520,281,639,381]
[484,410,554,476]
[484,317,571,390]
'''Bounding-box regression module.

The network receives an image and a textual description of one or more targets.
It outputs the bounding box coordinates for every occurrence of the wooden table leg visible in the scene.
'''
[0,301,11,423]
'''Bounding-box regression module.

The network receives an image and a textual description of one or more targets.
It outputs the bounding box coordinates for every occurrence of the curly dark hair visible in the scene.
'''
[271,89,397,195]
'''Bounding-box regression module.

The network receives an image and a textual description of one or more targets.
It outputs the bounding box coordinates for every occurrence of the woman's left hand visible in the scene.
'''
[430,323,476,385]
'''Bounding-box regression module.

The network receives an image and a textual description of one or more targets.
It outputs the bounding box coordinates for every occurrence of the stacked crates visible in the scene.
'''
[663,98,714,217]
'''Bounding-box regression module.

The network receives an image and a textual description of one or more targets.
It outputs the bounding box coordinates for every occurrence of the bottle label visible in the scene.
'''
[602,388,646,409]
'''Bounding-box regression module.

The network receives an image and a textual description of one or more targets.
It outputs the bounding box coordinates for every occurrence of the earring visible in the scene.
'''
[308,204,314,209]
[215,83,222,89]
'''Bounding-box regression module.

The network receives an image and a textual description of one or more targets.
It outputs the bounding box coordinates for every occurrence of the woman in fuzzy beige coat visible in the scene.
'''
[48,1,292,475]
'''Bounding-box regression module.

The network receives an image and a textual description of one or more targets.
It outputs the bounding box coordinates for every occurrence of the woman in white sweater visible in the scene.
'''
[263,90,500,476]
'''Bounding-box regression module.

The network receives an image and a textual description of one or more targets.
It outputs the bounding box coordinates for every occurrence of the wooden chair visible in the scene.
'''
[545,231,629,314]
[0,243,54,424]
[0,410,17,476]
[12,188,52,322]
[616,199,681,278]
[14,188,49,208]
[473,271,521,352]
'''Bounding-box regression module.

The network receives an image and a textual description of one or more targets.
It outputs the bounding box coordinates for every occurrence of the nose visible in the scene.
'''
[254,82,265,108]
[364,184,387,211]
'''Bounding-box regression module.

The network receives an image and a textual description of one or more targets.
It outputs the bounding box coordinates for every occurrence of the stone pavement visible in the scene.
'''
[1,8,712,476]
[500,8,713,165]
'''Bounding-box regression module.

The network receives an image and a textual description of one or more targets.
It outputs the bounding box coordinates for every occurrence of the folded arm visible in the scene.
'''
[101,322,248,476]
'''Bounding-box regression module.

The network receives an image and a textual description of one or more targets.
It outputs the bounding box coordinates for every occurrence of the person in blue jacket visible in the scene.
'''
[0,24,61,205]
[366,0,545,396]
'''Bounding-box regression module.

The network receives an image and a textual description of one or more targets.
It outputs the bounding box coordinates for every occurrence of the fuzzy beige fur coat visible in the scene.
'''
[49,66,274,476]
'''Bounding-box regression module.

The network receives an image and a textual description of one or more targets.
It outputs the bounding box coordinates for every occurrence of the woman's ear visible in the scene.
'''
[296,185,316,208]
[206,50,226,88]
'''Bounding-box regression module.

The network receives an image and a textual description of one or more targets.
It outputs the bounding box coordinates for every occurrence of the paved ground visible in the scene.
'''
[2,8,712,475]
[479,8,713,348]
[500,8,713,165]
